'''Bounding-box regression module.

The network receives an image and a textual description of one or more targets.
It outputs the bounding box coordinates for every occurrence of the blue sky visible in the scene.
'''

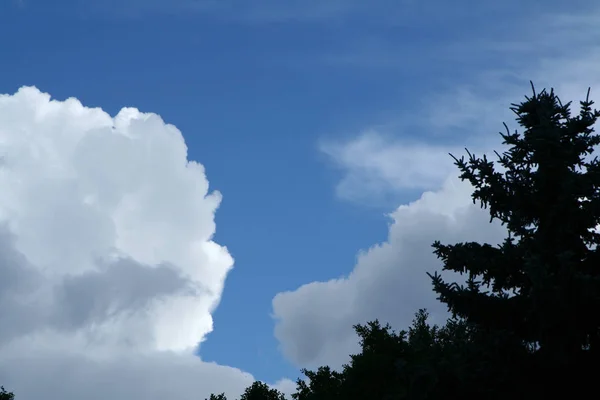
[1,0,600,399]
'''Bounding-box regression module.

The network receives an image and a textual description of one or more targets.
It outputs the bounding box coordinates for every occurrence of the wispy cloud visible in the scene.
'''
[319,131,468,206]
[320,2,600,207]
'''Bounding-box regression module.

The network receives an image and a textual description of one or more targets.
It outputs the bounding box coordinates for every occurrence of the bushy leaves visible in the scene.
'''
[294,310,489,400]
[204,381,286,400]
[0,387,14,400]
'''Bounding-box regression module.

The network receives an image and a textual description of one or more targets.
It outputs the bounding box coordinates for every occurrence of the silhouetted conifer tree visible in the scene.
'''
[429,83,600,396]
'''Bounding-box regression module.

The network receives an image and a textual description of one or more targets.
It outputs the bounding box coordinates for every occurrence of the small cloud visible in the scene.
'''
[319,131,466,206]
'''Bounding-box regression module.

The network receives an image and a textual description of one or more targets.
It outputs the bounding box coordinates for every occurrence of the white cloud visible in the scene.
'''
[273,6,600,370]
[272,378,298,397]
[273,176,508,369]
[319,131,469,205]
[318,4,600,207]
[1,344,255,400]
[0,87,277,399]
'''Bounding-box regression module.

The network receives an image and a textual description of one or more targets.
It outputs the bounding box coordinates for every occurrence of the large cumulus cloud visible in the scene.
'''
[0,87,267,399]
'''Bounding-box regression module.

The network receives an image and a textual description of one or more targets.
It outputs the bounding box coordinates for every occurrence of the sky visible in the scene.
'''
[0,0,600,399]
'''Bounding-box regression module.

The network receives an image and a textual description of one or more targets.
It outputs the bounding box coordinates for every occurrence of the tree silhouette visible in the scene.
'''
[206,381,286,400]
[429,83,600,396]
[0,387,14,400]
[206,394,227,400]
[293,310,481,400]
[292,366,343,400]
[240,381,286,400]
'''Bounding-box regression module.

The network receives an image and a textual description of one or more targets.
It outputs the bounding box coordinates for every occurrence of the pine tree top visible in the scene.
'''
[429,83,600,359]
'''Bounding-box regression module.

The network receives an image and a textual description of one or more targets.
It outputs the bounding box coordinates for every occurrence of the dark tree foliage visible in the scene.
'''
[293,310,482,400]
[206,394,227,400]
[429,84,600,396]
[240,381,286,400]
[292,366,343,400]
[206,381,286,400]
[0,387,14,400]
